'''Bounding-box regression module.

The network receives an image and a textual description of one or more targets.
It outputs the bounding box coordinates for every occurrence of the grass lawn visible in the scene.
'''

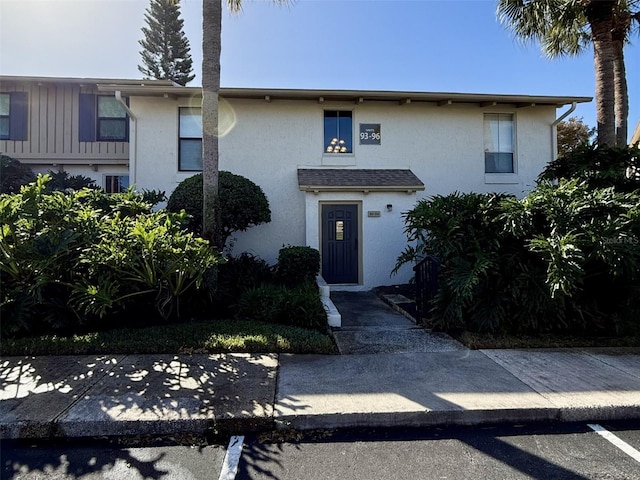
[0,319,338,356]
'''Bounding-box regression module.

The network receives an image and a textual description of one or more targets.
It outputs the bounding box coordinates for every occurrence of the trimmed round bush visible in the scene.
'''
[166,172,271,247]
[276,246,320,287]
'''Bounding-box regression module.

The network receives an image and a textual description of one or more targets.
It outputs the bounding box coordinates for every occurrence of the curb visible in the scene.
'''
[276,405,640,432]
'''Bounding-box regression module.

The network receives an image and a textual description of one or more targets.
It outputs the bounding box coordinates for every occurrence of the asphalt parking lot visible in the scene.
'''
[3,421,640,480]
[237,421,640,480]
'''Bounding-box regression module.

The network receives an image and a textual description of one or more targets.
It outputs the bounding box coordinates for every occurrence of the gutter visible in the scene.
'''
[115,90,138,186]
[551,102,577,160]
[115,90,136,120]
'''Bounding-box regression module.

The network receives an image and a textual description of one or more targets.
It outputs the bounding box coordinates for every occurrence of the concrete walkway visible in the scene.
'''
[1,293,639,440]
[331,291,465,354]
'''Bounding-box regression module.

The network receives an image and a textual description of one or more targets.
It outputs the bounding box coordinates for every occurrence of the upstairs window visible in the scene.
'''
[0,92,28,141]
[179,107,202,171]
[0,94,9,139]
[97,96,127,141]
[79,94,129,142]
[324,110,352,154]
[484,114,514,173]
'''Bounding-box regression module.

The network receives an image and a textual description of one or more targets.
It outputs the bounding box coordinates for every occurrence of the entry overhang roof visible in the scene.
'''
[298,168,425,193]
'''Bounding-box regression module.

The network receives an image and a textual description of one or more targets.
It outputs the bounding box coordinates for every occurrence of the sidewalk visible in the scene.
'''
[1,293,640,440]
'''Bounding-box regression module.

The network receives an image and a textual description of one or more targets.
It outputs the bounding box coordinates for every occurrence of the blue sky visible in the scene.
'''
[1,0,638,139]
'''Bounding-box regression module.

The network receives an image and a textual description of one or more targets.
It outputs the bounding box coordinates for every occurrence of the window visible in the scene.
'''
[0,94,9,139]
[79,94,128,142]
[97,96,127,141]
[104,175,129,193]
[179,107,202,171]
[0,92,28,141]
[324,110,352,154]
[484,114,514,173]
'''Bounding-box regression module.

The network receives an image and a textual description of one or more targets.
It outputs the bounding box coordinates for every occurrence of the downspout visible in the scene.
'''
[551,102,577,160]
[115,91,138,186]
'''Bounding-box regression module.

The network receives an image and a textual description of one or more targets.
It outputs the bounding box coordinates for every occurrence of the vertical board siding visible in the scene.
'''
[47,87,56,153]
[0,81,129,161]
[38,85,46,154]
[28,84,39,155]
[63,87,72,154]
[55,87,63,153]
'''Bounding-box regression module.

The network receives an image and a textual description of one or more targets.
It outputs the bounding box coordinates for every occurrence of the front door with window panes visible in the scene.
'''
[321,204,358,284]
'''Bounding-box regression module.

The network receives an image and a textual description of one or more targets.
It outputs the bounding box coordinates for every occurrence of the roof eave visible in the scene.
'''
[96,83,591,107]
[0,75,175,87]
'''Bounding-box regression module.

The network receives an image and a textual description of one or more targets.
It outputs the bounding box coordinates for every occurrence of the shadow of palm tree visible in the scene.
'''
[1,439,223,480]
[1,353,279,439]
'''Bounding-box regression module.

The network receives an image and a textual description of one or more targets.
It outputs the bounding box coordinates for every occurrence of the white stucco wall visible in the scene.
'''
[129,95,556,288]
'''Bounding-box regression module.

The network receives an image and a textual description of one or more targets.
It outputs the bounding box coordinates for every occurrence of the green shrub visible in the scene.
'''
[540,144,640,193]
[0,155,35,194]
[0,174,220,338]
[214,252,274,316]
[44,170,97,192]
[396,180,640,336]
[140,189,167,208]
[165,172,271,250]
[276,245,320,288]
[237,283,326,331]
[165,174,202,231]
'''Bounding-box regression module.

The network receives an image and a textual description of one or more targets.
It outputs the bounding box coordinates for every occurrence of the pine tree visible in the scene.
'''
[138,0,195,86]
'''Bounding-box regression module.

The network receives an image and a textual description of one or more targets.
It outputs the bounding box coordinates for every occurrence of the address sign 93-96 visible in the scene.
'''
[359,123,381,145]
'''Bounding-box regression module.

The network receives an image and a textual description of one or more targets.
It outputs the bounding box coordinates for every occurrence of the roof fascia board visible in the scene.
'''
[2,75,590,106]
[99,84,591,106]
[0,75,175,87]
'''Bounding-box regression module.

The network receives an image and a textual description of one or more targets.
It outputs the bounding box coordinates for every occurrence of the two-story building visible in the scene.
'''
[1,76,591,289]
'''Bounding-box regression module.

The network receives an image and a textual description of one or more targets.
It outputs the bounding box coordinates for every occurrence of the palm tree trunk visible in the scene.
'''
[585,0,616,147]
[613,41,628,147]
[612,14,629,147]
[202,0,221,247]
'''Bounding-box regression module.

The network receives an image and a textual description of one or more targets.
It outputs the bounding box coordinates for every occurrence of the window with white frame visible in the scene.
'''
[104,175,129,193]
[179,107,202,171]
[324,110,353,154]
[484,113,514,173]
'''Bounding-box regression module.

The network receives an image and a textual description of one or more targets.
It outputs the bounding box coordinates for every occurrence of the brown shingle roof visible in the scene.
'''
[298,169,424,192]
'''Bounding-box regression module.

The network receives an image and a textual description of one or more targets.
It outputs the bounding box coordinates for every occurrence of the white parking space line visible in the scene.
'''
[218,435,245,480]
[588,424,640,463]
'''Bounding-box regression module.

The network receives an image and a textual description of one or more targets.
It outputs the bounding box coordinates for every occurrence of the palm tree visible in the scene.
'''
[201,0,286,249]
[498,0,639,147]
[201,0,226,248]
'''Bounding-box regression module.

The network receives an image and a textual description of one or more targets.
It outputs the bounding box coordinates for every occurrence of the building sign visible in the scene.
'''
[359,123,381,145]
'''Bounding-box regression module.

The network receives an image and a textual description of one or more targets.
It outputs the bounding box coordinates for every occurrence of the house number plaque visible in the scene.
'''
[359,123,381,145]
